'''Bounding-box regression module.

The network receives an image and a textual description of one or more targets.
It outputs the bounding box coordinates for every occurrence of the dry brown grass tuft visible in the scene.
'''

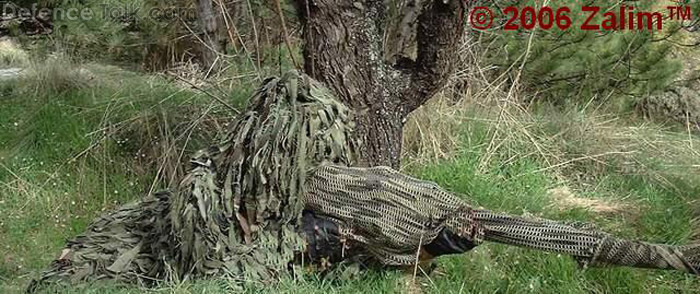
[401,93,466,166]
[547,186,626,214]
[401,33,559,171]
[0,38,29,67]
[401,33,700,193]
[17,53,96,93]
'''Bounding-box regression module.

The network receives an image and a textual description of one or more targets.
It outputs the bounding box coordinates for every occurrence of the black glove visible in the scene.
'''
[423,228,478,257]
[301,210,345,263]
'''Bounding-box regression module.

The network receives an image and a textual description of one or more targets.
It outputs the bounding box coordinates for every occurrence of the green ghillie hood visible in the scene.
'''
[31,70,359,290]
[169,70,358,280]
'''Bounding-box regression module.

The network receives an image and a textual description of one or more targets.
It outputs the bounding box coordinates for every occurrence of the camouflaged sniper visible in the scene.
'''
[30,71,699,291]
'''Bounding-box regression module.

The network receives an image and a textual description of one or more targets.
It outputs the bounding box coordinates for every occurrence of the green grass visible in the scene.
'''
[1,63,700,293]
[0,61,250,292]
[412,153,699,293]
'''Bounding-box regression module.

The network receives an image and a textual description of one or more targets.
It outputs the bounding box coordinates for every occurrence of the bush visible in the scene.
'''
[48,0,186,68]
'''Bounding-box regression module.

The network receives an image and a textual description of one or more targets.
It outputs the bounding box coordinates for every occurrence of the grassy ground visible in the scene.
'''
[1,57,700,293]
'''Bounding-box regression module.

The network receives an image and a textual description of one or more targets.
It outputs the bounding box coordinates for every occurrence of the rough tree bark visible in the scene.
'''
[196,0,223,70]
[384,0,423,64]
[293,0,467,167]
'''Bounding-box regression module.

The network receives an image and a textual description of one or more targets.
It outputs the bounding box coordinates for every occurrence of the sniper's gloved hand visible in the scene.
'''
[301,210,344,263]
[422,228,478,257]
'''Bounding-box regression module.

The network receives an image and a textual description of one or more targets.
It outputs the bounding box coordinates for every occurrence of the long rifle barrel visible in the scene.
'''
[473,210,700,275]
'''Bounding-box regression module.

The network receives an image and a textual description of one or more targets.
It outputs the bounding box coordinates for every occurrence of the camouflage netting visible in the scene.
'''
[305,165,700,274]
[31,70,699,292]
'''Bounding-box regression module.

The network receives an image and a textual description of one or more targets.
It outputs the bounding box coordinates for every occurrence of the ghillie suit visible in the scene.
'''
[31,71,699,292]
[30,71,359,290]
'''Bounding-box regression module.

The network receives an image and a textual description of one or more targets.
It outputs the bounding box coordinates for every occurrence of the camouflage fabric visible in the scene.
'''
[305,165,700,275]
[31,70,699,292]
[28,192,173,288]
[168,70,357,280]
[30,70,358,291]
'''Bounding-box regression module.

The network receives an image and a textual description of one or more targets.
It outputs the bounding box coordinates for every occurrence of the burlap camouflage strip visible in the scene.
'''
[30,71,699,292]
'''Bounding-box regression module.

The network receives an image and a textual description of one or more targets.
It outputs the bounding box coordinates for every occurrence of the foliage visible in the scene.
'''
[478,0,681,105]
[1,0,699,292]
[2,54,700,292]
[14,0,298,71]
[44,0,188,68]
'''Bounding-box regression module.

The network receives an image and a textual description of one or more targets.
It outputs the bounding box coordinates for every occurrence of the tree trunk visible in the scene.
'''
[293,0,467,167]
[196,0,223,71]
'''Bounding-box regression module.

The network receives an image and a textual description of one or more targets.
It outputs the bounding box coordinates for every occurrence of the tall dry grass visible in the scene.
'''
[401,31,700,241]
[401,33,700,192]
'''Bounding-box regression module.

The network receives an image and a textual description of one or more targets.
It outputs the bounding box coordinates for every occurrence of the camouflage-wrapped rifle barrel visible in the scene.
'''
[305,165,699,274]
[30,71,698,292]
